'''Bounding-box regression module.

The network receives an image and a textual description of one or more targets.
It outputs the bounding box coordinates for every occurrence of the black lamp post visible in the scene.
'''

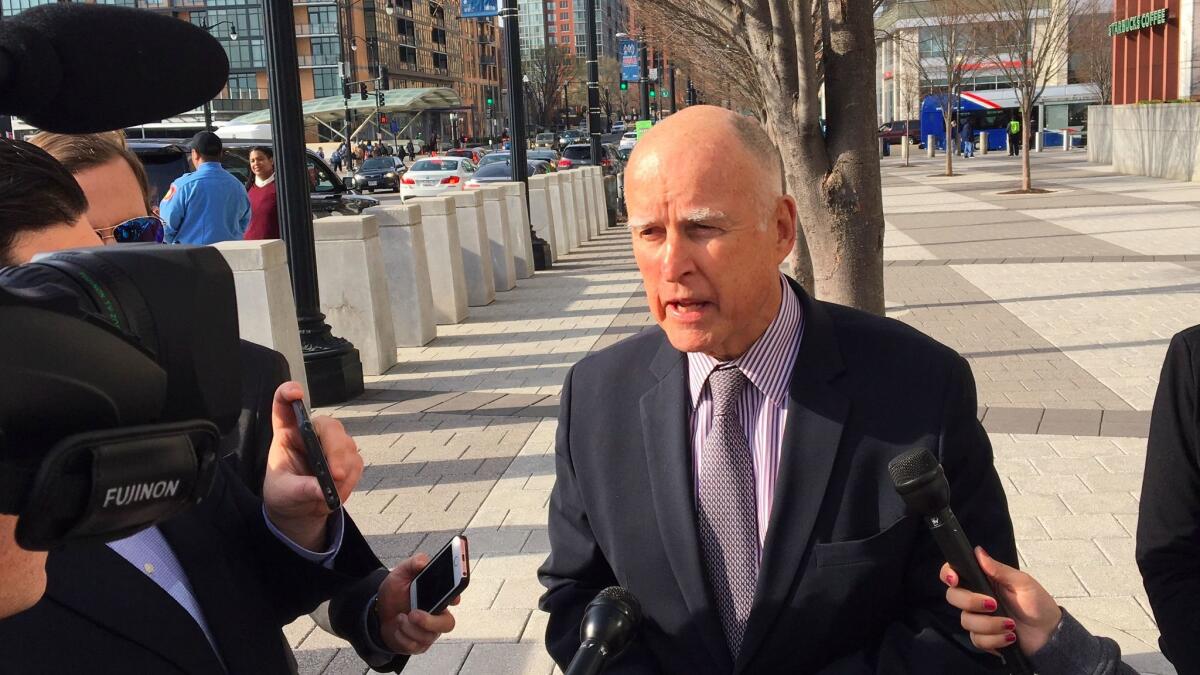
[197,19,238,131]
[262,0,364,405]
[584,0,601,164]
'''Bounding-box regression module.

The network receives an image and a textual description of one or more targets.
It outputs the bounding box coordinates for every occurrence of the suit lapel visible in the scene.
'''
[736,286,849,672]
[639,336,734,672]
[45,540,227,675]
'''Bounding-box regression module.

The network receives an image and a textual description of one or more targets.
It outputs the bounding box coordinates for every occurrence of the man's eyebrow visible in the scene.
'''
[680,208,730,224]
[626,217,656,231]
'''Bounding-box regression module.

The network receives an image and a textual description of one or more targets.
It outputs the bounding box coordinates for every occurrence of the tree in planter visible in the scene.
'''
[524,46,576,130]
[905,0,983,176]
[629,0,885,313]
[979,0,1079,192]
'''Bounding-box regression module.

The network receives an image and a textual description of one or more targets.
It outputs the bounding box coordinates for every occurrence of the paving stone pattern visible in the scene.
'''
[294,154,1189,673]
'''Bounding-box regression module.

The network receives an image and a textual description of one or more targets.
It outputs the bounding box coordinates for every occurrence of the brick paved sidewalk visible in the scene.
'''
[293,153,1188,673]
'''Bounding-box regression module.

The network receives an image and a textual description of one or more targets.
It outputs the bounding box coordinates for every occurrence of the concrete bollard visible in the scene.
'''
[1063,131,1071,151]
[979,131,988,155]
[478,185,517,292]
[589,167,606,236]
[575,169,596,242]
[527,174,558,262]
[212,239,309,400]
[366,204,437,347]
[407,196,469,325]
[878,137,885,158]
[500,181,535,279]
[926,134,936,158]
[546,173,571,258]
[1005,132,1012,155]
[1035,130,1044,152]
[313,215,397,376]
[571,171,589,246]
[603,174,619,227]
[557,171,581,251]
[449,190,496,307]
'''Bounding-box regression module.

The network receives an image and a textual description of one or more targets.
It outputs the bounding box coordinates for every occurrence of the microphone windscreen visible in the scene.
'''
[0,4,229,133]
[596,586,642,623]
[887,447,939,488]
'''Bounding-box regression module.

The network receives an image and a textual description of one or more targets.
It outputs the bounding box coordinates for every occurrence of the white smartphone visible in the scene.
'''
[410,535,470,614]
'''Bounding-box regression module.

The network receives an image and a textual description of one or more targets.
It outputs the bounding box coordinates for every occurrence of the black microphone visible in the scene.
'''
[0,3,229,133]
[888,448,1034,675]
[565,586,642,675]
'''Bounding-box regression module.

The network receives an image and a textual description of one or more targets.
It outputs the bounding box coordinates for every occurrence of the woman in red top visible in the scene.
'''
[243,146,279,240]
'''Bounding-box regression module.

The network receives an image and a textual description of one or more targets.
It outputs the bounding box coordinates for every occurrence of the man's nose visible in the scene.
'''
[660,231,695,283]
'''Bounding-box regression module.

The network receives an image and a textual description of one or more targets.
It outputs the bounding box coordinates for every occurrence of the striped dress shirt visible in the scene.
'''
[688,276,804,547]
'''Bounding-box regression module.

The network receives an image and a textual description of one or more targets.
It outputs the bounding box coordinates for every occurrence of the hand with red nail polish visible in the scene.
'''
[939,547,1062,657]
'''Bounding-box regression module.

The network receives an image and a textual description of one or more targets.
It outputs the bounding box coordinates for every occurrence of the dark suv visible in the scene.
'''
[877,120,921,146]
[129,139,379,217]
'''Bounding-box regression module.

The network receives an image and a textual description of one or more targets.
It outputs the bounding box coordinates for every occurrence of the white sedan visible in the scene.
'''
[400,157,475,199]
[618,131,638,152]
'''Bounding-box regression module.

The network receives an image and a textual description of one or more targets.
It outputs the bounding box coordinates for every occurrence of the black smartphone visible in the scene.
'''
[290,399,341,512]
[410,535,470,614]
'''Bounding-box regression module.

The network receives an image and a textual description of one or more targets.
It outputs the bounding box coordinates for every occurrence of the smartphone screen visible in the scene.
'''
[413,536,469,614]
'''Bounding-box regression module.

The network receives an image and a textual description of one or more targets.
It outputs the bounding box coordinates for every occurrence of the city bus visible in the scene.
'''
[919,83,1098,152]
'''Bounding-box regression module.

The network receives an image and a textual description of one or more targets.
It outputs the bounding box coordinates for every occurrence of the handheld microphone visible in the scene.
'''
[888,448,1034,675]
[0,3,229,133]
[565,586,643,675]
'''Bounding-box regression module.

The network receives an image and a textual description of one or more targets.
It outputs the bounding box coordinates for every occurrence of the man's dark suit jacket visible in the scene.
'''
[539,281,1019,674]
[0,341,408,673]
[1138,326,1200,674]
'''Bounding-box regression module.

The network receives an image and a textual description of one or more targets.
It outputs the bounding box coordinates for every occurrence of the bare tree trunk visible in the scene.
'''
[1021,105,1032,191]
[944,113,954,176]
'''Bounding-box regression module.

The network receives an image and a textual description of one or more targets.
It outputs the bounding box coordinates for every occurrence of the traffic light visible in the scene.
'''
[649,89,656,98]
[662,89,669,96]
[620,81,628,91]
[376,85,385,107]
[486,96,494,106]
[359,82,369,100]
[342,78,352,101]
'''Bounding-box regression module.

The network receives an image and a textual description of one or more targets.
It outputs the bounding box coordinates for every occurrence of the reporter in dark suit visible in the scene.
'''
[1138,326,1200,673]
[538,107,1018,673]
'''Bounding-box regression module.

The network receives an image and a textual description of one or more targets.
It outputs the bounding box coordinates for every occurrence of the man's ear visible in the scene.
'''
[774,195,798,261]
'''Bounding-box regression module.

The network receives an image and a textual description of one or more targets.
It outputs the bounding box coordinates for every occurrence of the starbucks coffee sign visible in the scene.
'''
[1108,8,1169,36]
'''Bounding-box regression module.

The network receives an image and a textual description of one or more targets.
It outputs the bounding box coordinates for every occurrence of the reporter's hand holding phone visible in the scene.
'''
[940,546,1062,657]
[374,553,463,655]
[262,382,363,550]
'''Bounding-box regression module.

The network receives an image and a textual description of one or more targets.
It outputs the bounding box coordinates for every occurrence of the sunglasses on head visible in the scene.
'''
[98,216,165,244]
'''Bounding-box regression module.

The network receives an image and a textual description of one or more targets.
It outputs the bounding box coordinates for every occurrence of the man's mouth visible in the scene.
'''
[665,300,712,321]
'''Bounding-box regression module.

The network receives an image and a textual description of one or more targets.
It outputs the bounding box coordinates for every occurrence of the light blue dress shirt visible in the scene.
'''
[159,162,252,245]
[106,508,345,654]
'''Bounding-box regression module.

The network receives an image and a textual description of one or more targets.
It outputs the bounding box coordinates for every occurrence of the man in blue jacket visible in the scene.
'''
[160,131,251,244]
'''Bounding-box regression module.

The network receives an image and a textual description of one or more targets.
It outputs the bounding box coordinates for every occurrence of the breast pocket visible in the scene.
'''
[813,515,919,568]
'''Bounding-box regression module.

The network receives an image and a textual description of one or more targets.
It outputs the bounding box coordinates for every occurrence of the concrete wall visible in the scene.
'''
[1087,105,1113,165]
[1089,103,1200,182]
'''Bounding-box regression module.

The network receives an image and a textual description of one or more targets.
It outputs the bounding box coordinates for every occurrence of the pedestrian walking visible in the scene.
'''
[317,147,325,161]
[1008,117,1021,156]
[159,131,250,245]
[243,146,279,240]
[961,119,974,158]
[950,119,960,156]
[406,139,415,162]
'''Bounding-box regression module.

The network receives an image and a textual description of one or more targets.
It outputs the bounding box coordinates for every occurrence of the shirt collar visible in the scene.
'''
[687,275,803,408]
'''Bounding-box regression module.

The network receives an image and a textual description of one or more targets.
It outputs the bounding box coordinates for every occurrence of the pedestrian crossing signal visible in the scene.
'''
[649,89,656,98]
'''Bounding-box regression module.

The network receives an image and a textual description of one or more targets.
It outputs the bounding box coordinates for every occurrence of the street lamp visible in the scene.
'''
[616,30,650,121]
[198,19,238,132]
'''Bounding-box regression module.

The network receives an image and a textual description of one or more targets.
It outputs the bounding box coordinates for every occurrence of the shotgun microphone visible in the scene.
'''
[888,448,1034,675]
[564,586,642,675]
[0,3,228,133]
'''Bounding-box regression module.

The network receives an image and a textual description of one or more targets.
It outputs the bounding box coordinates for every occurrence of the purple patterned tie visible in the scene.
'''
[697,366,759,658]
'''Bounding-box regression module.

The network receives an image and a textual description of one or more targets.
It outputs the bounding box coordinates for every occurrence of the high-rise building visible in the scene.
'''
[518,0,626,61]
[0,0,501,140]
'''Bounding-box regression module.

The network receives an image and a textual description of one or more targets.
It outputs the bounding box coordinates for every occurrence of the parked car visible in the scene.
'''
[477,151,511,168]
[611,121,626,133]
[464,161,551,188]
[444,147,485,164]
[618,131,638,152]
[878,120,921,146]
[353,155,406,193]
[557,143,621,176]
[129,138,379,217]
[400,157,475,199]
[534,132,557,149]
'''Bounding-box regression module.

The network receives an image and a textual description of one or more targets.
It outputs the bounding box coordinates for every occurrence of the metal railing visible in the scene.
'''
[220,88,269,100]
[295,23,340,36]
[298,54,341,67]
